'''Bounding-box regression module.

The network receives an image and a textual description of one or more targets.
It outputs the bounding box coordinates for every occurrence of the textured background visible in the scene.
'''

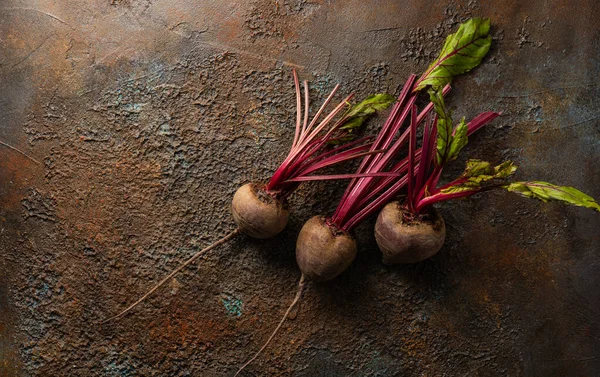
[1,0,599,376]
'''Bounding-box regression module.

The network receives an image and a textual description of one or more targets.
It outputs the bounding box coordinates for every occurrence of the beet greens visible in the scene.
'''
[404,87,600,215]
[373,83,599,266]
[325,17,497,232]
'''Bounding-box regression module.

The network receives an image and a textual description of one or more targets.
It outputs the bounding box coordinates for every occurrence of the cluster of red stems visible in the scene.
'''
[264,72,396,200]
[328,75,498,232]
[256,72,499,251]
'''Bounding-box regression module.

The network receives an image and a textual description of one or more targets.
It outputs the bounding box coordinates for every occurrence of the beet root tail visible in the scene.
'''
[100,228,241,324]
[235,274,307,376]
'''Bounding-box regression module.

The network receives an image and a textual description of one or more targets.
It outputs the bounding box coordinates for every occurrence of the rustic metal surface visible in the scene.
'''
[1,0,599,376]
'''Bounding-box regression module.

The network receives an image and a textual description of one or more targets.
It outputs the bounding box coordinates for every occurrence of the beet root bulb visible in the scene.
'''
[375,201,446,264]
[231,183,289,239]
[295,216,357,282]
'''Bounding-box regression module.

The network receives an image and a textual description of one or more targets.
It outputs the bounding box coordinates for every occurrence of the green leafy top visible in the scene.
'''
[438,161,600,213]
[465,160,517,181]
[505,181,600,212]
[441,159,517,194]
[428,88,469,165]
[340,93,396,130]
[414,18,492,92]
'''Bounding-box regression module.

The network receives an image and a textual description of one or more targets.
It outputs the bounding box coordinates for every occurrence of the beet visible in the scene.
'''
[231,183,289,239]
[295,216,357,282]
[374,201,446,264]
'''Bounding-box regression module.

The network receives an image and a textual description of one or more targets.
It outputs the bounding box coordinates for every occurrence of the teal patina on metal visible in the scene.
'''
[221,294,243,317]
[312,73,335,97]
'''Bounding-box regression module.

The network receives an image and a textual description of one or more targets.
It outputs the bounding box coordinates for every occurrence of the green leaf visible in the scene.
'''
[467,159,516,183]
[464,159,494,177]
[428,88,453,165]
[441,159,517,194]
[492,161,518,179]
[440,181,481,194]
[504,181,600,212]
[415,18,492,91]
[338,117,363,132]
[340,93,395,130]
[447,117,468,162]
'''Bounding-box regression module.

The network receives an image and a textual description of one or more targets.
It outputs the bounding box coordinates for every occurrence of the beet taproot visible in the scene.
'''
[295,216,357,282]
[375,201,445,264]
[232,183,289,239]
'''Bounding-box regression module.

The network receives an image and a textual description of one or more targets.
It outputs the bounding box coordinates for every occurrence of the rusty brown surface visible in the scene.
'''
[0,0,599,376]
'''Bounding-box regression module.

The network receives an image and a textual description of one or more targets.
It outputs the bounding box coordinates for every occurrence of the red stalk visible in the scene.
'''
[280,138,330,180]
[297,84,341,146]
[342,105,432,229]
[292,69,302,148]
[309,136,375,163]
[352,151,422,212]
[413,113,433,200]
[333,84,451,225]
[295,146,380,178]
[412,110,499,208]
[361,76,417,172]
[283,134,372,181]
[284,172,402,183]
[348,90,446,211]
[339,105,499,226]
[467,111,501,135]
[406,105,418,212]
[301,80,309,138]
[415,189,481,212]
[318,76,487,230]
[296,94,355,151]
[413,115,439,203]
[342,169,412,231]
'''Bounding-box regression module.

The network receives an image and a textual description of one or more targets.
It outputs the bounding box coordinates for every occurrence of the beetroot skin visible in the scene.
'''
[231,183,289,239]
[295,216,357,282]
[374,201,446,264]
